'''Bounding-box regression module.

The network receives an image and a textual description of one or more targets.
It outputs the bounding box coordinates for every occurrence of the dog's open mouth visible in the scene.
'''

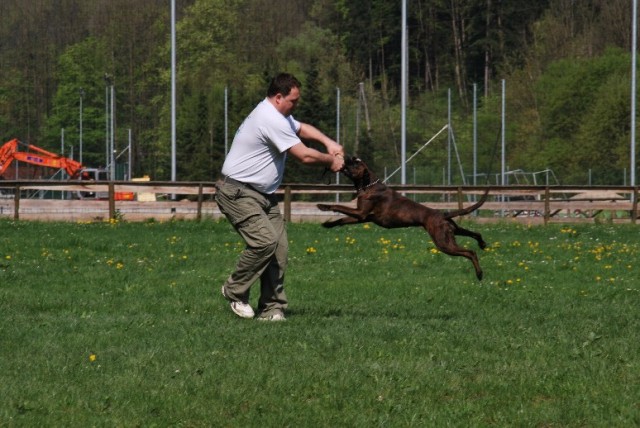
[341,165,355,178]
[340,156,360,176]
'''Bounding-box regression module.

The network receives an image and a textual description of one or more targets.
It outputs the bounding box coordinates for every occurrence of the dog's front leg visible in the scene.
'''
[319,216,362,228]
[317,198,375,228]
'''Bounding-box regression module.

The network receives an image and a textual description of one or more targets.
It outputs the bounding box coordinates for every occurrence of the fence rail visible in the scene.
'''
[0,180,637,224]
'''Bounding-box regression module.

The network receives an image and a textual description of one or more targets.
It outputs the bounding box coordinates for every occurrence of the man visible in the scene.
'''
[215,73,344,321]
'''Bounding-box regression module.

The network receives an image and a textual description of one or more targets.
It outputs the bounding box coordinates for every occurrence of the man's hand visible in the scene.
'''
[329,152,345,172]
[326,141,344,158]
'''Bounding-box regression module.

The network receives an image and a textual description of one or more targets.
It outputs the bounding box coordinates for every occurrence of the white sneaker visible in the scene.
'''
[257,312,286,322]
[221,286,254,319]
[230,301,255,318]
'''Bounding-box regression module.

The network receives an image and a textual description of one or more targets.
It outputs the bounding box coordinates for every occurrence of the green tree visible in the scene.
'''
[532,48,630,184]
[284,58,338,184]
[42,37,109,168]
[177,91,213,181]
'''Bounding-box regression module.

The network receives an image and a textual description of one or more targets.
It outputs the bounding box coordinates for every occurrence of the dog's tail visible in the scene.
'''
[443,189,490,220]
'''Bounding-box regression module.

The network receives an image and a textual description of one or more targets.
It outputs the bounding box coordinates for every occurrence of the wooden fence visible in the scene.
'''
[0,180,638,224]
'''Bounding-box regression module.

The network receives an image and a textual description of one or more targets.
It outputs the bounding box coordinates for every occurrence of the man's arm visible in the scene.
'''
[297,123,343,156]
[288,142,344,172]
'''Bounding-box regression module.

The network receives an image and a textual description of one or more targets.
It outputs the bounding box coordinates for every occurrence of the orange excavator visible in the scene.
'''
[0,138,86,179]
[0,138,134,200]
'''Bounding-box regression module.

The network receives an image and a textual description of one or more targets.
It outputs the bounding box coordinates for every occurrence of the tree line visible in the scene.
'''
[0,0,635,185]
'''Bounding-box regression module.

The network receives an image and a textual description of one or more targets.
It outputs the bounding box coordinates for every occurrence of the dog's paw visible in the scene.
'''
[317,204,332,212]
[479,241,488,250]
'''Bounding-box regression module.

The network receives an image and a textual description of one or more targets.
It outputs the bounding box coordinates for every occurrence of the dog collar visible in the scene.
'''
[357,179,380,193]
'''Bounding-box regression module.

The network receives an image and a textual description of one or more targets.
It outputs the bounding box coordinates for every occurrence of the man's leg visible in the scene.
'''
[257,199,288,317]
[216,184,279,304]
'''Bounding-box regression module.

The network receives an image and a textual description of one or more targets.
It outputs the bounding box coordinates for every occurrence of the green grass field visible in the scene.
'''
[1,218,639,427]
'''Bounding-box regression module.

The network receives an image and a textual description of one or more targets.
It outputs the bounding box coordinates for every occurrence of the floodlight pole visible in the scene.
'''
[400,0,407,185]
[631,0,637,190]
[170,0,176,183]
[473,83,478,188]
[501,79,506,187]
[79,88,84,164]
[110,84,115,180]
[224,86,229,155]
[105,81,109,168]
[336,87,341,202]
[128,128,132,180]
[447,88,452,185]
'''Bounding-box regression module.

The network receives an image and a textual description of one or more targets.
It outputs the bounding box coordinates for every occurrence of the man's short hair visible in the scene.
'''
[267,73,302,98]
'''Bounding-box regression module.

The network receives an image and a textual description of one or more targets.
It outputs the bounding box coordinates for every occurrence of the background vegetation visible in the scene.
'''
[0,0,636,185]
[1,219,639,425]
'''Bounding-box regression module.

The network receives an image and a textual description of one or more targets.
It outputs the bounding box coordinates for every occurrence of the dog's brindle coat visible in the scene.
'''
[317,157,488,280]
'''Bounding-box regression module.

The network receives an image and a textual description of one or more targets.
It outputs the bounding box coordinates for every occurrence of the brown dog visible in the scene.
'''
[317,156,488,280]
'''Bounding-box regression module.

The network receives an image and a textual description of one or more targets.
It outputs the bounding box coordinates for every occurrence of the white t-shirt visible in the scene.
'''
[221,98,301,194]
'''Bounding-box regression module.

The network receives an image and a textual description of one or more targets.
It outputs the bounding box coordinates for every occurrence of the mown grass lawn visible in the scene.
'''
[1,218,639,426]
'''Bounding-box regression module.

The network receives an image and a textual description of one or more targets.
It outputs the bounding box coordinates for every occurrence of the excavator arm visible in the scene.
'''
[0,138,135,200]
[0,138,84,178]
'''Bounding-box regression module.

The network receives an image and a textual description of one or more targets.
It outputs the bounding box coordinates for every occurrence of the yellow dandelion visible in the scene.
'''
[89,353,97,362]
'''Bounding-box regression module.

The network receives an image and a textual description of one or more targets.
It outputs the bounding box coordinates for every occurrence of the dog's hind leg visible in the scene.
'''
[449,220,487,249]
[438,245,483,281]
[427,226,484,280]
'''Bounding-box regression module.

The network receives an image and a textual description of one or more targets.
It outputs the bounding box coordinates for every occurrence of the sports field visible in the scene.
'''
[1,219,638,426]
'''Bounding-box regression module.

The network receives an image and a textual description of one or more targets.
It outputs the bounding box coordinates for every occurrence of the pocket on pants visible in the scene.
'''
[235,213,278,249]
[215,184,263,226]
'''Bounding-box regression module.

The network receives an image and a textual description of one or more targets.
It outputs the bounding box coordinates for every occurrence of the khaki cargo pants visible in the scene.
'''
[215,181,288,316]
